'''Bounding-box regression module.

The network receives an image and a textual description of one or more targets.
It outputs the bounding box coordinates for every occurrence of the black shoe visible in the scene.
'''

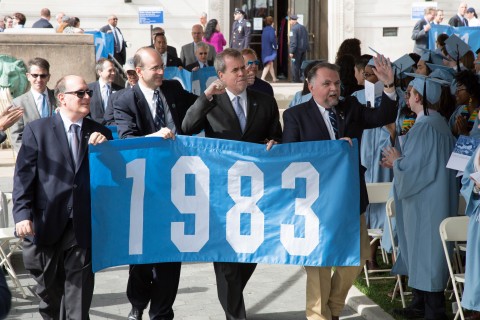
[128,307,143,320]
[393,307,425,319]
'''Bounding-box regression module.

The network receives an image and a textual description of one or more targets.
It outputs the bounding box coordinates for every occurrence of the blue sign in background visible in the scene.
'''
[139,9,164,24]
[89,136,361,272]
[429,25,480,51]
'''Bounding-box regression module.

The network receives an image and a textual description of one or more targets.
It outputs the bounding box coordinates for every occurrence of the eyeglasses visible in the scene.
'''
[64,90,93,98]
[247,60,260,66]
[29,73,49,79]
[153,32,165,36]
[456,87,467,93]
[198,52,208,55]
[363,72,374,78]
[147,65,165,72]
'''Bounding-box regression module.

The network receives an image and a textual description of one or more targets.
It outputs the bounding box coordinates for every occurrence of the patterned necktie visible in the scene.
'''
[233,96,246,133]
[153,90,166,130]
[70,124,81,166]
[41,93,49,118]
[327,108,338,139]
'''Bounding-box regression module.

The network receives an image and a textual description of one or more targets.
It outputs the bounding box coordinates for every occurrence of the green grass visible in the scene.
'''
[353,257,456,319]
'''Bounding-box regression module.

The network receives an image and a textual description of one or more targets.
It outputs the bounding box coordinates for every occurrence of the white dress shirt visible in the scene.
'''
[225,89,248,117]
[138,82,176,133]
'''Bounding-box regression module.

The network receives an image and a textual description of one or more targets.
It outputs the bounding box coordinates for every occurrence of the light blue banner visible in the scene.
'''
[429,25,480,51]
[191,66,218,95]
[85,31,114,61]
[164,67,192,91]
[89,136,361,272]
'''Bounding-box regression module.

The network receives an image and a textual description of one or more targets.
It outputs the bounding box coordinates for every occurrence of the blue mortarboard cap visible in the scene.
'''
[445,34,471,60]
[419,48,448,65]
[403,72,449,105]
[429,69,454,83]
[393,54,416,74]
[367,58,375,67]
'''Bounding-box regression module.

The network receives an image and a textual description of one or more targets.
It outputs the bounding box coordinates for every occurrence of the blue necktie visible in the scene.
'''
[41,93,49,118]
[327,108,338,139]
[233,96,246,133]
[153,90,166,130]
[103,84,111,109]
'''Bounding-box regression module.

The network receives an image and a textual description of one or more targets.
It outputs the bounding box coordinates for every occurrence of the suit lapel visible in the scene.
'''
[306,98,332,140]
[335,101,346,139]
[218,93,243,133]
[26,92,41,119]
[47,89,56,116]
[52,113,75,171]
[134,85,156,133]
[245,90,258,134]
[77,120,93,172]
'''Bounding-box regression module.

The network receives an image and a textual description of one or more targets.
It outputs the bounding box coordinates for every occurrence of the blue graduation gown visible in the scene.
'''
[448,104,480,138]
[288,91,312,108]
[461,146,480,311]
[351,89,393,229]
[392,111,458,292]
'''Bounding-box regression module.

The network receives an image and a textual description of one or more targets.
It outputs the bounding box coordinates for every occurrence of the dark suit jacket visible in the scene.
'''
[32,18,53,28]
[184,60,214,71]
[449,14,468,27]
[13,113,113,248]
[88,81,123,124]
[249,77,274,97]
[282,94,398,213]
[100,24,127,65]
[411,18,430,55]
[182,89,282,143]
[104,88,128,125]
[114,80,198,138]
[166,53,183,67]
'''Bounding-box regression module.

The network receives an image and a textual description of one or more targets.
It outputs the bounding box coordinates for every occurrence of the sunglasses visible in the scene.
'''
[64,90,93,98]
[198,52,208,55]
[247,60,260,66]
[30,73,49,79]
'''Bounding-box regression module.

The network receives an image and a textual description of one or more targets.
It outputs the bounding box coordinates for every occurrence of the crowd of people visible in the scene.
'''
[2,3,480,320]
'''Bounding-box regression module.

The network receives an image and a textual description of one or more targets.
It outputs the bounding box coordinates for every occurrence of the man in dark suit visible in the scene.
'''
[184,42,214,71]
[11,57,56,154]
[449,2,469,26]
[88,58,123,124]
[180,24,216,66]
[412,7,436,55]
[282,59,397,320]
[153,33,183,68]
[182,48,282,320]
[150,27,178,58]
[13,75,112,319]
[114,47,197,320]
[100,15,127,65]
[289,15,310,83]
[31,8,53,28]
[241,48,274,97]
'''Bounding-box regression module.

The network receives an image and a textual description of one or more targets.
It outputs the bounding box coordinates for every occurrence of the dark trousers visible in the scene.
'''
[291,51,305,83]
[214,262,257,320]
[127,262,181,320]
[22,221,94,320]
[410,288,448,320]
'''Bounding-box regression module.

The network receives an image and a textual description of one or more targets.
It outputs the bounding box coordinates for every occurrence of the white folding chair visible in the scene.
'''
[0,227,26,298]
[363,182,395,287]
[386,197,407,308]
[439,216,469,320]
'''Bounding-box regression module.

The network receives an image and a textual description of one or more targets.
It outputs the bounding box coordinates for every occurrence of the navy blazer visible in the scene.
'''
[282,94,398,213]
[88,81,123,124]
[114,80,198,138]
[182,88,282,143]
[13,113,113,248]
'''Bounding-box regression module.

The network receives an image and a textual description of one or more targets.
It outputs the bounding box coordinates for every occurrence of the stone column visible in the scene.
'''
[328,0,355,62]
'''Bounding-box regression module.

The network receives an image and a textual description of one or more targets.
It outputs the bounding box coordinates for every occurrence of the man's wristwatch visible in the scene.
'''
[473,185,480,195]
[384,82,395,89]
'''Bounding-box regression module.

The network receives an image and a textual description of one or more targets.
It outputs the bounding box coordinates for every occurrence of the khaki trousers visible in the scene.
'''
[305,214,370,320]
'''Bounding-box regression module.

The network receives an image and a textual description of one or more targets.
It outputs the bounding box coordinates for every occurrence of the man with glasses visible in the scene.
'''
[241,48,274,96]
[11,57,55,154]
[113,47,197,320]
[13,75,112,319]
[149,26,178,58]
[180,24,216,66]
[185,41,213,71]
[88,58,123,124]
[100,15,127,65]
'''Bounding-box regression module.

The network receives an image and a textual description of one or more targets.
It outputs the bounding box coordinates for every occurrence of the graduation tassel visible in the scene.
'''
[456,44,461,73]
[423,80,429,116]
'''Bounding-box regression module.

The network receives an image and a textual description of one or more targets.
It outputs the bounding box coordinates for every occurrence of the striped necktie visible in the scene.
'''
[153,90,166,130]
[327,108,338,139]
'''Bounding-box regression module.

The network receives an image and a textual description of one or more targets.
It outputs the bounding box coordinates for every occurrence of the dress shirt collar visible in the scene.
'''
[30,88,49,101]
[226,88,248,116]
[138,82,157,103]
[59,109,83,134]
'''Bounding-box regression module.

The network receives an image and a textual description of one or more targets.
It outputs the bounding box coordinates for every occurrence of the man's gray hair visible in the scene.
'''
[214,48,242,73]
[307,62,340,86]
[195,41,209,52]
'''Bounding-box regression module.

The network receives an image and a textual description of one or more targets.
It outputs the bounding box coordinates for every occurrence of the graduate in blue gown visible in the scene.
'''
[288,61,321,108]
[351,59,394,268]
[382,74,458,320]
[461,145,480,312]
